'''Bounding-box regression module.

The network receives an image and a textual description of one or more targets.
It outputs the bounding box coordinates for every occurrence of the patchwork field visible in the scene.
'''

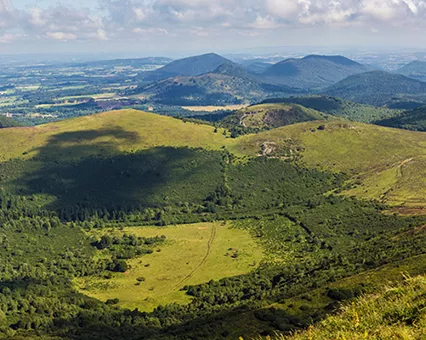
[75,222,264,311]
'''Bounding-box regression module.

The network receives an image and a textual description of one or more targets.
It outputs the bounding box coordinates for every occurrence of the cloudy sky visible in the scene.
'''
[1,0,425,56]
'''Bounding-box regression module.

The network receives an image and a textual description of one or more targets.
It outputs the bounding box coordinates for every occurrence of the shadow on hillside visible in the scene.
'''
[12,127,224,217]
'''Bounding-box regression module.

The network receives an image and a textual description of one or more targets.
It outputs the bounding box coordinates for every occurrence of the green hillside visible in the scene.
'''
[260,55,368,90]
[262,96,401,123]
[220,103,329,136]
[1,109,426,339]
[276,275,426,340]
[235,120,426,209]
[325,71,426,106]
[0,109,232,163]
[375,105,426,132]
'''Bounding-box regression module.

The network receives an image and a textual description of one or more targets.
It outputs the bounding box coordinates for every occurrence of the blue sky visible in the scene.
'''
[1,0,426,56]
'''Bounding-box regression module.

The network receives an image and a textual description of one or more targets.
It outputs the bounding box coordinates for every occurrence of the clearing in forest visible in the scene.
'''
[75,222,263,312]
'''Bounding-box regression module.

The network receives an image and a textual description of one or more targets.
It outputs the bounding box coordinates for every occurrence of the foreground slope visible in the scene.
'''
[1,109,426,340]
[277,275,426,340]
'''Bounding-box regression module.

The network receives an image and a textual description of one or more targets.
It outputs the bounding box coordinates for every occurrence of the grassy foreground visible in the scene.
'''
[76,222,263,311]
[263,275,426,340]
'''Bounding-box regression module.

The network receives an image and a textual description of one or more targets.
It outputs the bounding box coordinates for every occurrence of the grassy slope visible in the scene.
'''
[274,274,426,340]
[0,109,233,163]
[76,222,263,312]
[234,120,426,208]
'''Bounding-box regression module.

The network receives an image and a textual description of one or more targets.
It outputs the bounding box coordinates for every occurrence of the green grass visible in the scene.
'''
[75,222,263,311]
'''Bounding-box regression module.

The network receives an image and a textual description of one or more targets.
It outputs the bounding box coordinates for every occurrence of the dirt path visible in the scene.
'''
[173,223,218,290]
[396,157,415,178]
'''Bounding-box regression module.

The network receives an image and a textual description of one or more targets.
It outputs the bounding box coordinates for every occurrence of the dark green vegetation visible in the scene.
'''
[1,110,426,339]
[219,103,328,137]
[325,70,426,107]
[0,115,21,128]
[397,60,426,81]
[375,105,426,132]
[260,55,369,90]
[261,95,401,123]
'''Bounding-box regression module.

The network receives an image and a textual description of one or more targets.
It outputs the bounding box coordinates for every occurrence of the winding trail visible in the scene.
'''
[173,223,218,290]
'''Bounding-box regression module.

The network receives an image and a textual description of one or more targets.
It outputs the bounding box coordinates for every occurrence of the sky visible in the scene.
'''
[1,0,426,57]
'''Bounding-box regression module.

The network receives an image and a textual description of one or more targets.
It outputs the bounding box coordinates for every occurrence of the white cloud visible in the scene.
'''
[0,0,425,46]
[267,0,299,19]
[46,31,78,41]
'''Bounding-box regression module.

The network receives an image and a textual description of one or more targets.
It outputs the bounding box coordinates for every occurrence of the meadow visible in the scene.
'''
[75,222,263,311]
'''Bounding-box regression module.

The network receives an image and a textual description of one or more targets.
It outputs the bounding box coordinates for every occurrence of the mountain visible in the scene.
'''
[259,55,369,90]
[141,53,232,81]
[397,60,426,81]
[220,103,328,136]
[375,105,426,131]
[0,115,21,128]
[2,109,426,339]
[132,63,299,106]
[261,95,401,123]
[325,70,426,106]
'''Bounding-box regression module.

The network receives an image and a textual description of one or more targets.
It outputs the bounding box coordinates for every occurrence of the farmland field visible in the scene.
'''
[75,222,264,311]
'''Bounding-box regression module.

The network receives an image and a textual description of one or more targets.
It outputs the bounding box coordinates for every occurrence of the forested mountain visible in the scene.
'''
[141,53,232,81]
[397,60,426,81]
[259,55,369,89]
[375,105,426,131]
[325,70,426,106]
[1,108,426,340]
[261,95,401,123]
